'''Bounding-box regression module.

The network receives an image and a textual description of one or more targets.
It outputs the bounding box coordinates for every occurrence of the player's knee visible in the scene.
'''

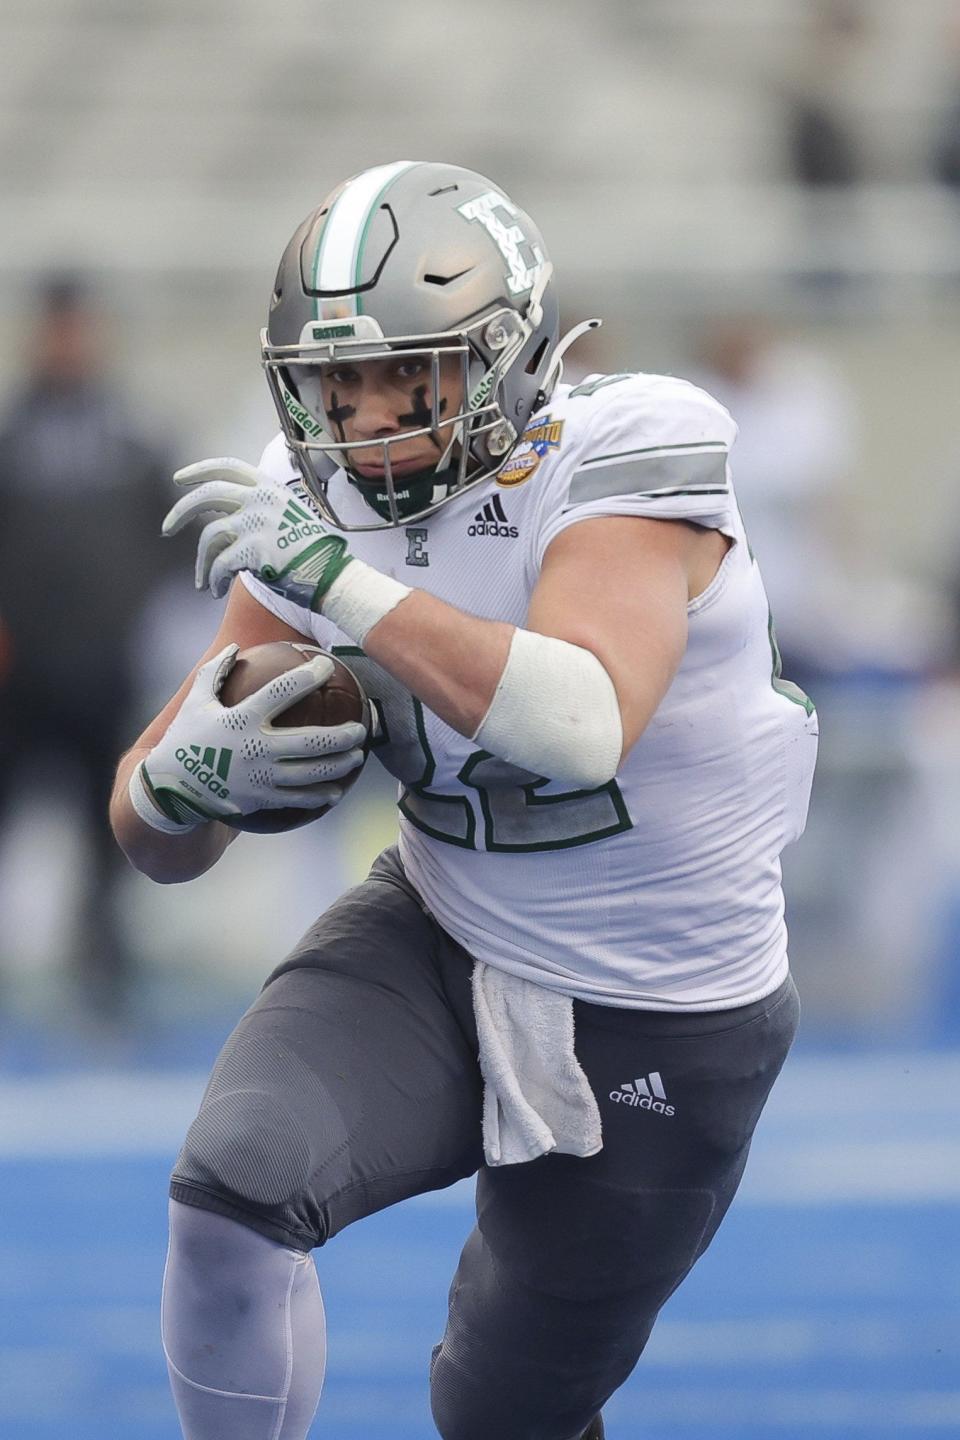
[176,1089,313,1209]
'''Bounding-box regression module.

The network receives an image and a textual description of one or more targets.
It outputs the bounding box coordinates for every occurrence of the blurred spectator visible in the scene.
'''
[931,8,960,191]
[689,314,858,692]
[778,0,869,291]
[933,102,960,188]
[691,314,951,688]
[788,101,862,188]
[783,2,867,188]
[789,2,864,185]
[0,273,176,1018]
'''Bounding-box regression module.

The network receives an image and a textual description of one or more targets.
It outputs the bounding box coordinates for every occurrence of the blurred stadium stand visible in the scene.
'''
[2,0,960,289]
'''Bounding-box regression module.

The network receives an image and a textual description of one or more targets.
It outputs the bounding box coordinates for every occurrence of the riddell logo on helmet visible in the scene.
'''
[280,384,323,438]
[468,371,497,409]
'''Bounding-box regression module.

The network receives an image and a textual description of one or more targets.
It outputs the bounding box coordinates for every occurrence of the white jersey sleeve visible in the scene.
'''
[535,374,738,567]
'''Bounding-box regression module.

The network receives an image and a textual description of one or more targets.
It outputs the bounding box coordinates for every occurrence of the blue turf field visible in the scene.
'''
[1,1048,958,1439]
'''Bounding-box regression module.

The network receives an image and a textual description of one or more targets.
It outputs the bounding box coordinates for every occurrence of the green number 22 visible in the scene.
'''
[336,648,632,853]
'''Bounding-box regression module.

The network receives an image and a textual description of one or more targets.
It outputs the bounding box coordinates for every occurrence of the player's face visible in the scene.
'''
[316,352,464,478]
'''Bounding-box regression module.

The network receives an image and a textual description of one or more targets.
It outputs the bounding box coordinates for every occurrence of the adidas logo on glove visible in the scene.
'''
[277,498,327,549]
[175,744,233,798]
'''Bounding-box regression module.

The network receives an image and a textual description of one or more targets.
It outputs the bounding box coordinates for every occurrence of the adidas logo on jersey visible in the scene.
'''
[609,1071,675,1116]
[468,495,518,538]
[175,744,233,798]
[278,498,326,549]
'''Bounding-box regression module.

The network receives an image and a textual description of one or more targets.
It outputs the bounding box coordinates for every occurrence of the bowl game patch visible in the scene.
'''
[497,416,564,487]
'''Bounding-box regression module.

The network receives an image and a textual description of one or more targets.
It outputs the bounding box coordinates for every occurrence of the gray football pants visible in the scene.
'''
[171,847,799,1439]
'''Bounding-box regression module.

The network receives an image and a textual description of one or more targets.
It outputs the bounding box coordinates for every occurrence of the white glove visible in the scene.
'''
[132,644,367,830]
[163,459,354,606]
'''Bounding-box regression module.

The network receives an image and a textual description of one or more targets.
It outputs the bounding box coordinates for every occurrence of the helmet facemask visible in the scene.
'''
[261,293,547,530]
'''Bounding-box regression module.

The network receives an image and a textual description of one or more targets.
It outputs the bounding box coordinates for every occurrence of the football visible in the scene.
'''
[218,641,371,833]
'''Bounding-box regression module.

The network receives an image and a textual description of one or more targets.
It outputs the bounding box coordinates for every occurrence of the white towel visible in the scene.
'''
[472,961,603,1166]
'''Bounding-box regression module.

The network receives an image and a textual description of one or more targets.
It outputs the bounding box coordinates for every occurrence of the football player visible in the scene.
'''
[111,161,817,1440]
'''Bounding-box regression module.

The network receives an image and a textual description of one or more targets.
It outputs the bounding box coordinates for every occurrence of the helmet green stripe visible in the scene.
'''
[311,160,418,318]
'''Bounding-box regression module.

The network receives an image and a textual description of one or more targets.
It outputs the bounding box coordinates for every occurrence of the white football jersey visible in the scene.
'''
[242,372,818,1010]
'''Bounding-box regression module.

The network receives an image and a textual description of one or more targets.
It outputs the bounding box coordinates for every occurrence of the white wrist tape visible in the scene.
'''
[320,559,412,646]
[473,628,623,789]
[128,761,201,834]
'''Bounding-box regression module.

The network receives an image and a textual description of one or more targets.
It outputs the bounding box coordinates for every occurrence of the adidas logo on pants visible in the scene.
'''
[609,1071,675,1116]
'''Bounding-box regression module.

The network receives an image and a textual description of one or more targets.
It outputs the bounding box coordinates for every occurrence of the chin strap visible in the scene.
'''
[533,317,603,411]
[349,468,440,522]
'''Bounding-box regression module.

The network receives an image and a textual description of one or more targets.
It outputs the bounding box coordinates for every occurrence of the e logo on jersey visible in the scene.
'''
[496,415,565,488]
[457,190,545,298]
[405,527,429,567]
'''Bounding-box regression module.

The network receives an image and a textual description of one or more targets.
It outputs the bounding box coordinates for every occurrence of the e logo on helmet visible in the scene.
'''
[457,191,544,298]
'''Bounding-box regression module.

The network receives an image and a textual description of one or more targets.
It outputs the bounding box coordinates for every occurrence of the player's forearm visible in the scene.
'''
[362,589,514,737]
[110,748,236,884]
[360,587,623,789]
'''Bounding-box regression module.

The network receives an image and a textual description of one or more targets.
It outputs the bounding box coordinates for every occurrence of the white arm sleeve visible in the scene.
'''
[472,627,623,789]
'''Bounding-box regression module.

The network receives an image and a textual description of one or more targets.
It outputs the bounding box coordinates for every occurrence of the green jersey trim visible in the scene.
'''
[768,614,816,716]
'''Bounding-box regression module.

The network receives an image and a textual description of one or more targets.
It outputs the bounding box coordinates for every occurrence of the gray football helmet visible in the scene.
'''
[261,160,594,529]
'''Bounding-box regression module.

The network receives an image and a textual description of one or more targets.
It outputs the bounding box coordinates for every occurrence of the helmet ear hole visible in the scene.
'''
[525,336,550,375]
